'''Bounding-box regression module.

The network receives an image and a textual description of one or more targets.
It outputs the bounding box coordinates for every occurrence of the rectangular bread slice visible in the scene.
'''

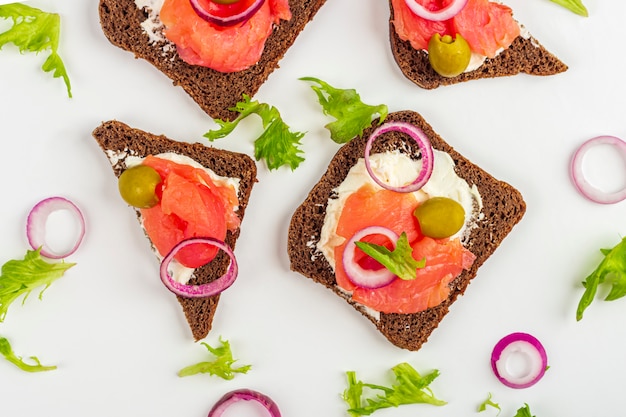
[287,110,526,351]
[389,0,568,89]
[98,0,327,121]
[92,120,257,340]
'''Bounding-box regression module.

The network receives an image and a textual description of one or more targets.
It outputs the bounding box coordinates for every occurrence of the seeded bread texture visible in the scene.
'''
[92,120,257,341]
[287,110,526,351]
[98,0,327,121]
[388,2,568,89]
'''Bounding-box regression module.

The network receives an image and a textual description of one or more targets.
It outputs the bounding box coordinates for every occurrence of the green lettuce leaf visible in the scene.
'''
[477,392,501,414]
[513,403,535,417]
[204,94,305,171]
[0,248,75,322]
[576,236,626,321]
[178,336,251,380]
[355,232,425,280]
[342,362,446,416]
[300,77,388,144]
[548,0,588,16]
[0,336,56,372]
[0,3,72,97]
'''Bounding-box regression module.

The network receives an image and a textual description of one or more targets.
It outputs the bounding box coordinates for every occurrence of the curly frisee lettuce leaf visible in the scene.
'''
[204,94,305,171]
[513,403,535,417]
[178,337,251,380]
[300,77,388,144]
[0,3,72,97]
[355,232,425,280]
[0,248,76,322]
[342,362,446,416]
[477,392,501,414]
[576,236,626,321]
[548,0,588,17]
[0,336,56,372]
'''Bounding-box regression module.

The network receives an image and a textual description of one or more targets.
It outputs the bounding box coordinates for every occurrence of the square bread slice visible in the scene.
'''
[98,0,327,121]
[388,0,568,89]
[92,120,257,340]
[287,110,526,351]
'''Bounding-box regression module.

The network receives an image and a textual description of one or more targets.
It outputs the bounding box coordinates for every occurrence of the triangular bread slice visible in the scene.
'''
[388,1,568,89]
[287,110,526,351]
[98,0,328,121]
[92,120,257,340]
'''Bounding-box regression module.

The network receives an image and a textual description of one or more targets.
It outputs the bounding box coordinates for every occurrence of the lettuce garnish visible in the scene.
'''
[549,0,588,16]
[204,94,305,171]
[576,236,626,321]
[300,77,388,144]
[178,337,251,380]
[0,3,72,97]
[513,403,535,417]
[0,336,56,372]
[355,232,425,280]
[477,392,501,414]
[0,248,75,322]
[342,362,446,416]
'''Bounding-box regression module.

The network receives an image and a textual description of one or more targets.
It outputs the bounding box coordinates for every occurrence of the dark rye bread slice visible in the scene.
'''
[92,120,257,340]
[98,0,327,121]
[287,110,526,351]
[388,1,568,89]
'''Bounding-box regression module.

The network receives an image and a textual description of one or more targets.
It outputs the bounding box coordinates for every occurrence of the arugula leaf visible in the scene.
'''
[477,392,501,415]
[355,232,425,280]
[513,403,535,417]
[300,77,388,144]
[178,336,251,380]
[204,94,305,170]
[342,362,446,416]
[0,3,72,97]
[0,248,75,322]
[548,0,588,16]
[576,236,626,321]
[0,336,56,372]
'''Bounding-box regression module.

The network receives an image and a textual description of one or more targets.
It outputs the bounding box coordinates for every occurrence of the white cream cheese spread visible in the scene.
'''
[134,0,169,45]
[317,149,482,269]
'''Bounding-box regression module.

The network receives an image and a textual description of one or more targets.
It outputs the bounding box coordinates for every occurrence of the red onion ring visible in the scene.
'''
[404,0,468,21]
[364,121,434,193]
[160,237,238,298]
[189,0,265,26]
[342,226,399,289]
[26,196,86,259]
[570,135,626,204]
[491,332,548,389]
[208,389,281,417]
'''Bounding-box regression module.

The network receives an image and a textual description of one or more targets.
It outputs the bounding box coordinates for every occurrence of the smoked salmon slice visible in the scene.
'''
[140,156,239,268]
[160,0,291,72]
[333,183,475,314]
[391,0,520,58]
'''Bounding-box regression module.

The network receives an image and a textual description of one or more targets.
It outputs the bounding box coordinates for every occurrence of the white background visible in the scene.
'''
[1,0,625,416]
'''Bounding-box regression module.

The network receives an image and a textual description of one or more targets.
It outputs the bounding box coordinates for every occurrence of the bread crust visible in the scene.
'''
[98,0,327,121]
[92,120,257,340]
[388,1,568,89]
[287,110,526,351]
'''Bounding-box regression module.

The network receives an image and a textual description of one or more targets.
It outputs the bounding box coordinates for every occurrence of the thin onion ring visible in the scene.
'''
[342,226,399,289]
[364,121,434,193]
[26,196,86,259]
[404,0,468,21]
[208,389,281,417]
[491,332,548,389]
[189,0,265,26]
[160,237,238,298]
[570,135,626,204]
